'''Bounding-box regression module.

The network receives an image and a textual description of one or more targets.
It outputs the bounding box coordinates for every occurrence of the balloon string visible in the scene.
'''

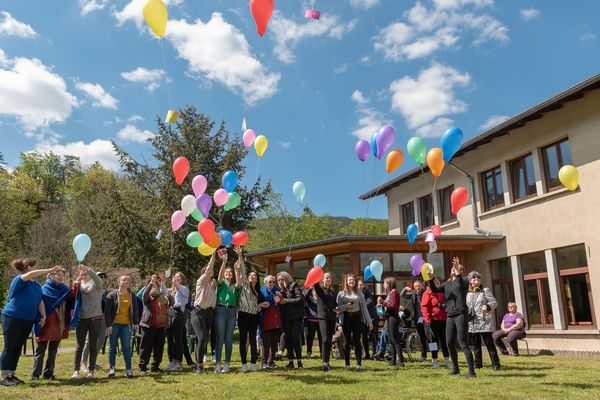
[363,158,383,234]
[160,39,174,110]
[286,216,299,259]
[254,157,261,185]
[170,233,175,269]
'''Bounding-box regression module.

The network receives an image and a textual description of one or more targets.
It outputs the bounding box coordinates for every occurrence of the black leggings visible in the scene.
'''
[386,315,404,364]
[168,310,185,363]
[283,318,303,361]
[74,318,102,371]
[305,321,321,355]
[342,312,363,366]
[416,322,428,358]
[446,313,474,374]
[470,331,500,368]
[318,319,336,364]
[429,320,449,359]
[238,311,259,365]
[191,308,213,367]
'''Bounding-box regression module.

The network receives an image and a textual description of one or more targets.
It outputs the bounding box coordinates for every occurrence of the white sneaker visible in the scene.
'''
[173,364,183,371]
[345,365,351,370]
[81,365,89,373]
[211,356,216,363]
[444,358,452,368]
[108,367,116,378]
[250,363,257,372]
[214,363,221,373]
[126,370,133,378]
[164,363,176,372]
[86,371,94,378]
[221,363,230,373]
[241,364,248,373]
[432,359,440,369]
[356,365,364,371]
[71,371,80,379]
[203,355,208,364]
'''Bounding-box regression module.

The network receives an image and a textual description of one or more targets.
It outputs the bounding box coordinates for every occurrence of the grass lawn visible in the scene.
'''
[2,335,600,400]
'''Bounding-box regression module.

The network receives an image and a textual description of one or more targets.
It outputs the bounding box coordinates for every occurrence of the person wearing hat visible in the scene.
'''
[81,271,108,373]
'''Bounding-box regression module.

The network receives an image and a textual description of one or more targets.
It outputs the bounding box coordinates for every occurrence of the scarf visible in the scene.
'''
[260,285,280,309]
[34,279,73,336]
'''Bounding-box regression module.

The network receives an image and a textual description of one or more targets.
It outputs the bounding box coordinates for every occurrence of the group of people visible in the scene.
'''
[0,253,527,386]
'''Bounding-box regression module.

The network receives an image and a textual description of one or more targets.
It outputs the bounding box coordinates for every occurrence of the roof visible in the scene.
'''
[360,72,600,200]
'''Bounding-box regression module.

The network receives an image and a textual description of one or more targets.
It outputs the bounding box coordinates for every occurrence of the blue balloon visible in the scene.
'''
[370,131,379,159]
[222,170,238,193]
[313,253,326,268]
[217,229,233,246]
[407,223,418,245]
[376,305,385,316]
[441,127,464,162]
[370,260,383,281]
[72,233,92,262]
[363,265,373,281]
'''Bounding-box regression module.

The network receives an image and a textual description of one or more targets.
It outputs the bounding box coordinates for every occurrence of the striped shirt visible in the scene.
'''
[237,260,259,314]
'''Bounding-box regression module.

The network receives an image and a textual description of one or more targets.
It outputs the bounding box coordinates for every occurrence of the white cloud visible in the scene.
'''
[35,139,120,170]
[351,89,368,105]
[79,0,108,16]
[128,114,144,122]
[114,0,183,29]
[166,13,280,105]
[269,12,357,64]
[121,67,165,91]
[389,63,471,138]
[333,63,348,74]
[0,51,77,131]
[433,0,493,9]
[0,11,36,38]
[117,124,154,143]
[350,0,379,9]
[75,81,118,109]
[480,114,509,130]
[520,8,540,21]
[580,32,597,42]
[276,140,291,149]
[351,89,385,140]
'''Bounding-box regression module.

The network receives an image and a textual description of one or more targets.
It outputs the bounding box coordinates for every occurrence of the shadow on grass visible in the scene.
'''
[486,373,548,379]
[499,365,552,371]
[544,382,599,390]
[279,373,357,385]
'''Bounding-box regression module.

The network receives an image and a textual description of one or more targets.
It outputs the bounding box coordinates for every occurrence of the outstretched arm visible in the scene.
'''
[21,265,63,282]
[217,253,228,284]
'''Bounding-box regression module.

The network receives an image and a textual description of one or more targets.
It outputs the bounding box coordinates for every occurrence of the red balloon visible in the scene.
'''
[207,232,222,248]
[250,0,274,36]
[198,219,216,242]
[304,267,324,289]
[451,187,469,215]
[232,231,249,246]
[173,157,190,185]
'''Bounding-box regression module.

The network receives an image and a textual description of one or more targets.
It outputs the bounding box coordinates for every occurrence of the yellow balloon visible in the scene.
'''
[254,135,269,158]
[559,165,579,191]
[197,242,216,256]
[421,263,432,281]
[143,0,168,38]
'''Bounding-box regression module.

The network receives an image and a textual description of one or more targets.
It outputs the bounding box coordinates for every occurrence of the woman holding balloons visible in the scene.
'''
[191,254,217,373]
[311,271,338,371]
[378,277,405,368]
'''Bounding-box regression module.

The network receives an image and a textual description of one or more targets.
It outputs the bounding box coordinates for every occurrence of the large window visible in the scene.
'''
[392,253,421,273]
[426,253,445,280]
[481,166,504,210]
[491,258,515,328]
[293,260,309,286]
[521,252,552,327]
[401,201,415,233]
[329,254,351,289]
[360,253,391,272]
[510,153,537,201]
[556,244,594,326]
[438,185,455,224]
[419,194,434,229]
[542,139,572,191]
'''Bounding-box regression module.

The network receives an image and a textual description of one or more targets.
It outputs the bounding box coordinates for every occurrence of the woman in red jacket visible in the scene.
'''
[421,276,450,369]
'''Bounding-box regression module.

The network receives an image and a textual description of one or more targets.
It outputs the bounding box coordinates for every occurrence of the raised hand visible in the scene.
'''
[234,246,243,256]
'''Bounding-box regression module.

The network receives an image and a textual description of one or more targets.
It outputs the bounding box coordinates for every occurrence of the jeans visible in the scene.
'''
[428,320,449,359]
[32,340,60,378]
[0,314,33,377]
[139,326,166,371]
[342,312,363,366]
[387,315,404,364]
[82,317,105,366]
[237,311,259,365]
[191,308,213,367]
[318,319,336,364]
[74,318,102,371]
[283,318,303,362]
[470,331,500,368]
[305,321,322,355]
[168,310,185,363]
[376,323,388,356]
[214,306,237,364]
[446,313,474,374]
[492,329,526,355]
[108,323,132,370]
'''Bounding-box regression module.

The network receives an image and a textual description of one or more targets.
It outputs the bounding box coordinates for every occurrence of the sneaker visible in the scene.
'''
[126,370,133,379]
[203,355,208,364]
[86,371,94,378]
[164,363,176,372]
[214,363,221,373]
[444,358,452,369]
[268,363,278,369]
[419,356,426,362]
[261,363,269,370]
[356,365,364,371]
[108,368,116,378]
[173,364,183,371]
[322,364,330,372]
[11,376,24,384]
[466,372,477,379]
[297,361,304,369]
[250,363,257,372]
[43,375,57,381]
[71,371,80,379]
[345,365,351,370]
[140,370,147,376]
[81,364,89,373]
[211,356,216,363]
[221,363,230,373]
[194,365,204,374]
[0,377,18,386]
[432,359,440,369]
[241,364,248,373]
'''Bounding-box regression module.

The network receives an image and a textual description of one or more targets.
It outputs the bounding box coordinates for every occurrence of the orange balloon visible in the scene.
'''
[386,149,404,174]
[427,147,445,177]
[207,232,222,248]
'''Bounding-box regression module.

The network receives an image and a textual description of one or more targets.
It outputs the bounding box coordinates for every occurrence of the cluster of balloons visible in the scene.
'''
[243,129,269,158]
[355,124,406,175]
[304,253,326,288]
[72,234,92,262]
[410,255,432,281]
[425,127,464,177]
[559,165,580,191]
[363,259,383,282]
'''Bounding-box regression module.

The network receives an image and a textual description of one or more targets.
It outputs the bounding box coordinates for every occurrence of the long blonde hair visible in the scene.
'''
[343,274,358,295]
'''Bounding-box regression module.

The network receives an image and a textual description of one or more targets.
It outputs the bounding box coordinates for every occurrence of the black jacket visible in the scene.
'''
[313,283,337,321]
[105,289,140,327]
[280,282,305,321]
[430,276,469,317]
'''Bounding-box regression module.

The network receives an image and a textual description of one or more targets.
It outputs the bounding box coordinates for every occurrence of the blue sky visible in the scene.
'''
[1,0,599,219]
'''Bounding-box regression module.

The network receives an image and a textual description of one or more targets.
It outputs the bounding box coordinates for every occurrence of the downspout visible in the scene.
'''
[448,162,479,230]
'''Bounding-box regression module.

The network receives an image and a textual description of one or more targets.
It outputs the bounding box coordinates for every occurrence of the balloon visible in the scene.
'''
[304,266,324,288]
[72,233,92,262]
[214,189,229,207]
[441,127,464,162]
[426,148,445,177]
[421,263,432,281]
[207,232,222,248]
[191,208,204,222]
[313,253,326,268]
[232,231,249,246]
[559,165,579,191]
[410,255,425,277]
[243,129,256,149]
[431,225,442,236]
[224,192,241,211]
[254,135,268,157]
[370,260,383,281]
[173,157,190,185]
[250,0,274,36]
[451,187,469,214]
[292,181,306,204]
[407,223,418,245]
[376,124,395,159]
[217,229,233,246]
[186,231,203,248]
[181,195,196,217]
[171,210,185,232]
[363,265,373,281]
[355,139,370,162]
[198,219,216,242]
[370,132,379,159]
[192,175,208,197]
[195,194,213,218]
[305,9,320,19]
[407,137,427,165]
[143,0,168,38]
[222,171,238,192]
[386,150,404,174]
[198,242,216,256]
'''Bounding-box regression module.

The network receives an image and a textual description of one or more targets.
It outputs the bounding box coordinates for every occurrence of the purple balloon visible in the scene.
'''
[355,140,370,162]
[376,124,395,159]
[195,194,213,218]
[410,255,425,277]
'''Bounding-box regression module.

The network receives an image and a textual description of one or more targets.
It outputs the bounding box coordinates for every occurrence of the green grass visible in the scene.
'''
[3,335,600,400]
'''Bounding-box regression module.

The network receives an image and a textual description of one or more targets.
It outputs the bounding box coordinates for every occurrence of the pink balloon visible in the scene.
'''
[192,175,208,197]
[171,210,186,232]
[243,129,256,149]
[213,188,229,207]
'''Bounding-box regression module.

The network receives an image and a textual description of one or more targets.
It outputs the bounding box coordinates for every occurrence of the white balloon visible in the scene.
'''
[181,194,196,217]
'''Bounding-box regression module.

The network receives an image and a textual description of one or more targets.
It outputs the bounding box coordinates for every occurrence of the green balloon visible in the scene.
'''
[223,192,241,211]
[407,137,427,165]
[191,208,204,222]
[186,231,203,248]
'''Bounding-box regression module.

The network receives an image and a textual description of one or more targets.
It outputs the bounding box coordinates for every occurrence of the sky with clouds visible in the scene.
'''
[1,1,599,218]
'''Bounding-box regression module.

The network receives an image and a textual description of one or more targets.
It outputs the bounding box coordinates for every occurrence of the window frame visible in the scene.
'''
[400,201,415,233]
[438,184,456,224]
[509,152,537,202]
[521,251,552,328]
[541,138,571,192]
[418,194,434,230]
[480,165,504,211]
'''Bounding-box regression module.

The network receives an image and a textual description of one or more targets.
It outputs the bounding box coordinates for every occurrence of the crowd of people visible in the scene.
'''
[0,253,527,386]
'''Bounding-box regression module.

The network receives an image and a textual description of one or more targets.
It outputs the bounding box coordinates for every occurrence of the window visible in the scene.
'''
[542,139,572,191]
[521,252,552,327]
[401,202,415,233]
[293,260,309,286]
[481,166,504,210]
[419,194,433,229]
[510,153,537,201]
[392,253,421,273]
[426,253,445,280]
[360,253,391,272]
[275,262,290,274]
[438,185,455,224]
[556,244,594,326]
[490,258,515,327]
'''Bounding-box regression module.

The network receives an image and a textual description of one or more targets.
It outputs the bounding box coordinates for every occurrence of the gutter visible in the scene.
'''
[449,161,480,229]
